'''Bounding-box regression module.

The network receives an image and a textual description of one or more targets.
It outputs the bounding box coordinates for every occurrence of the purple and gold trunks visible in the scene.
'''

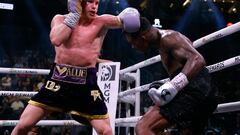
[29,63,108,125]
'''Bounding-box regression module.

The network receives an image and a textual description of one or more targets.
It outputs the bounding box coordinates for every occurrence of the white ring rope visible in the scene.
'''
[119,72,138,83]
[0,91,37,97]
[1,101,239,127]
[114,100,240,126]
[193,21,240,48]
[207,55,240,73]
[118,78,170,98]
[119,55,161,75]
[0,67,49,75]
[115,116,142,124]
[0,117,140,127]
[214,101,240,113]
[0,54,238,80]
[119,21,240,74]
[0,120,81,126]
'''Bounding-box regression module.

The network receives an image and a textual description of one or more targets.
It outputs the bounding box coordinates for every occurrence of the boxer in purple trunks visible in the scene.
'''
[11,0,141,134]
[29,63,108,122]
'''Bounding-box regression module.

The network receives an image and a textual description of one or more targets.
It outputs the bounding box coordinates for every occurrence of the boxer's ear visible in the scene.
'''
[140,30,150,40]
[140,32,148,40]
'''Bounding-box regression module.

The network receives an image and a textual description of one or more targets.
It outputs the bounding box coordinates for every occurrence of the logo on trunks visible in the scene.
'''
[45,80,61,92]
[91,90,102,101]
[160,89,171,101]
[100,65,116,81]
[56,65,87,77]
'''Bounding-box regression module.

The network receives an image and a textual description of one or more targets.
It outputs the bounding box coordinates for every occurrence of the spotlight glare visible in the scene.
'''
[0,2,14,10]
[232,8,237,13]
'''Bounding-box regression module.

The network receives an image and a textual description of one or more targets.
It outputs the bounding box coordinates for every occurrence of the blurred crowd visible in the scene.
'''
[0,50,92,135]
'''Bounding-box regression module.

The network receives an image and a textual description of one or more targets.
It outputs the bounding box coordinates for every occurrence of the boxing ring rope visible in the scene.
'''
[0,117,140,127]
[0,66,137,82]
[115,99,240,127]
[0,91,37,97]
[0,120,81,126]
[0,68,49,75]
[0,100,239,127]
[206,55,240,73]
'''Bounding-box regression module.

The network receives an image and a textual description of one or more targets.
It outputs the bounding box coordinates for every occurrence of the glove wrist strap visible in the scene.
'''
[170,72,189,91]
[63,12,80,29]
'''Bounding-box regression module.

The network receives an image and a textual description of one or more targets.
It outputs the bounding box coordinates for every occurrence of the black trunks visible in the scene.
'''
[160,68,218,133]
[29,63,108,124]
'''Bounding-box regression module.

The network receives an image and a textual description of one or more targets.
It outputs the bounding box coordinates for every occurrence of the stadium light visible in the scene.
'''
[0,2,14,10]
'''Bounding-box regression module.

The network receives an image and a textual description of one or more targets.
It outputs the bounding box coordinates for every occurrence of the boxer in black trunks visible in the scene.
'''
[29,63,108,121]
[11,0,141,134]
[125,17,218,134]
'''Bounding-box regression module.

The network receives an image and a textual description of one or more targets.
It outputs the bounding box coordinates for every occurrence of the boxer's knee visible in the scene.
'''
[102,126,112,135]
[95,124,113,135]
[12,122,33,135]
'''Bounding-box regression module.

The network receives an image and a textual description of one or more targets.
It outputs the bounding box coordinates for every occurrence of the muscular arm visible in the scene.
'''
[148,30,206,106]
[100,7,140,32]
[164,31,206,79]
[49,15,72,47]
[99,14,122,29]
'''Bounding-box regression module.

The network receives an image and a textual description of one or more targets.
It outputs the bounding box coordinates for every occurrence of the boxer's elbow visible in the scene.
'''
[194,54,206,68]
[50,33,62,47]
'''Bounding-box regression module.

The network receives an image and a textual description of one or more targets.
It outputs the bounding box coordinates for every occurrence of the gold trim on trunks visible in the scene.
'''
[28,100,63,112]
[70,111,109,120]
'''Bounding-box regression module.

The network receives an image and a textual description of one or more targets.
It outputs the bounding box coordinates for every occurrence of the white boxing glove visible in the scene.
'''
[148,72,189,106]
